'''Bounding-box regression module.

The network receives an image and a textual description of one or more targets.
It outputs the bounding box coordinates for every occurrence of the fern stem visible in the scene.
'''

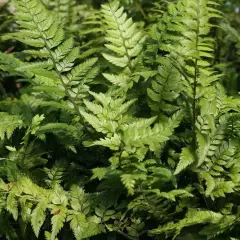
[192,58,198,148]
[135,0,147,19]
[104,222,138,240]
[117,230,138,240]
[192,5,200,148]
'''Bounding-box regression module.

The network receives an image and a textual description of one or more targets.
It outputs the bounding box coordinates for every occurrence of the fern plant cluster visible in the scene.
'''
[0,0,240,239]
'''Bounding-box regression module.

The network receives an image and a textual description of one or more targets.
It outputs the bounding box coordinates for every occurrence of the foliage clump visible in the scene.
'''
[0,0,240,239]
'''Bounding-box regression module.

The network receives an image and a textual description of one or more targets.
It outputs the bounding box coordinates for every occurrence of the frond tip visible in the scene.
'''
[0,113,23,140]
[101,0,145,69]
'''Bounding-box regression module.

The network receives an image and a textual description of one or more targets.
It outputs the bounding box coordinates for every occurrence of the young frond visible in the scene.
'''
[101,1,145,69]
[174,148,195,175]
[44,162,67,187]
[100,1,146,91]
[0,112,23,140]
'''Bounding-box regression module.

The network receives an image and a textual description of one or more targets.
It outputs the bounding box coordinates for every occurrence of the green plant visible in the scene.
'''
[0,0,240,239]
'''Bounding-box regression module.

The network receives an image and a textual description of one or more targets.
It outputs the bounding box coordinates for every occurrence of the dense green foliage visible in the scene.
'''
[0,0,240,239]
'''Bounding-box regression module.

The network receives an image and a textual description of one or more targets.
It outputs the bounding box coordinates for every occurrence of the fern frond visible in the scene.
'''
[82,90,182,160]
[80,93,135,135]
[6,193,18,221]
[121,174,136,195]
[101,1,146,90]
[147,57,181,114]
[3,0,99,118]
[69,185,90,214]
[67,212,88,239]
[44,162,66,187]
[0,52,32,79]
[91,168,109,181]
[146,188,193,202]
[0,112,23,140]
[149,209,224,238]
[43,0,76,27]
[174,148,195,175]
[31,201,47,237]
[51,207,67,240]
[101,1,145,68]
[196,117,227,168]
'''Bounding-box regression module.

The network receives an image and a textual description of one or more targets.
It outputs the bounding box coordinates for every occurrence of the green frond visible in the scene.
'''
[31,201,47,237]
[149,209,224,238]
[80,93,135,135]
[44,162,66,187]
[91,168,108,181]
[147,57,181,114]
[91,133,122,150]
[0,1,239,240]
[73,221,104,239]
[211,180,235,198]
[196,119,227,168]
[69,185,90,214]
[6,193,18,221]
[148,188,193,202]
[123,111,182,151]
[2,0,99,116]
[101,1,145,69]
[82,89,182,161]
[174,148,195,175]
[0,112,24,140]
[44,231,53,240]
[51,208,66,240]
[199,214,236,239]
[121,174,136,195]
[100,1,146,90]
[200,172,215,196]
[67,213,88,239]
[67,58,98,83]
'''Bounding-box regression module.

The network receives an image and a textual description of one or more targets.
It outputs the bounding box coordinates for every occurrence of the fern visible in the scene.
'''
[0,176,104,239]
[149,209,230,238]
[101,1,144,68]
[121,174,136,195]
[51,207,67,240]
[147,57,181,115]
[0,112,23,140]
[42,0,76,27]
[0,0,239,239]
[174,147,195,175]
[31,201,47,237]
[101,1,146,90]
[2,0,99,122]
[6,192,18,221]
[81,92,183,163]
[44,162,66,187]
